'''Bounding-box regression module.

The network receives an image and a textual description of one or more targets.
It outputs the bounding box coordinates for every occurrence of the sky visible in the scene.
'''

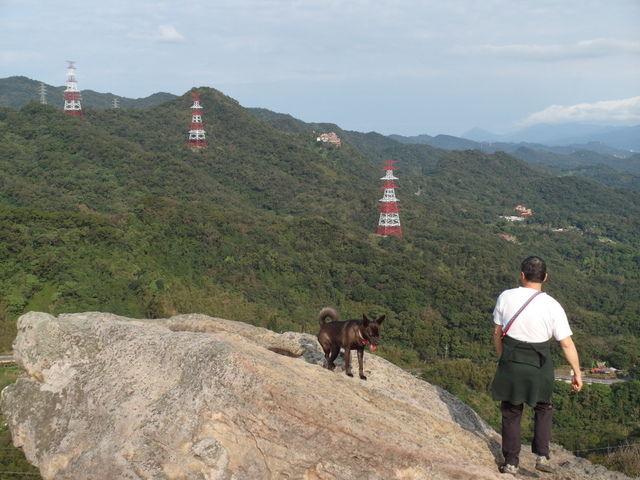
[1,0,639,136]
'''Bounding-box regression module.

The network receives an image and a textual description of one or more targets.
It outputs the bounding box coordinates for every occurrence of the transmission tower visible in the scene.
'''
[38,83,47,104]
[63,61,83,118]
[187,93,207,149]
[376,160,403,237]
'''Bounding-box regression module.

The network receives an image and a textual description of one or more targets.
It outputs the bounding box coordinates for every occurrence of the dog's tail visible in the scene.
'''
[318,307,338,326]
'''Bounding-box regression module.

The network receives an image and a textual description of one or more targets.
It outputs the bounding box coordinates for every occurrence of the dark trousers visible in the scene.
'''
[501,401,552,466]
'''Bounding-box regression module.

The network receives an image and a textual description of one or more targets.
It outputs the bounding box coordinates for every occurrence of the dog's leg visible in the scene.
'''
[357,349,367,380]
[344,348,353,377]
[328,344,340,371]
[323,350,332,370]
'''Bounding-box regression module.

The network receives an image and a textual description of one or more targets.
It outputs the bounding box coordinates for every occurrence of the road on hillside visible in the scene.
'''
[555,373,628,385]
[0,354,15,364]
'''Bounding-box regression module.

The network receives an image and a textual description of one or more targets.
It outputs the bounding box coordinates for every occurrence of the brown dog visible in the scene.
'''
[316,307,385,380]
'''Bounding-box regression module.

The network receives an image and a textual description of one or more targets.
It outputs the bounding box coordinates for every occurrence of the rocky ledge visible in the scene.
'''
[1,312,633,480]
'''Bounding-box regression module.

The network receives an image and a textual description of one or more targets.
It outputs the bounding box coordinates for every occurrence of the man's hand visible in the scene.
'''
[571,371,583,392]
[559,336,583,392]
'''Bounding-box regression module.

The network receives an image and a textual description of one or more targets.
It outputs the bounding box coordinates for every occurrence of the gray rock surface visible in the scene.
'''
[1,311,634,479]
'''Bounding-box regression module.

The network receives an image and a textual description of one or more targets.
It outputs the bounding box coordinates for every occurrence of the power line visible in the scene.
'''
[571,443,640,455]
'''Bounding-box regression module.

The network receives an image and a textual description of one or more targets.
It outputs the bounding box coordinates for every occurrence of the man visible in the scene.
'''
[491,256,582,475]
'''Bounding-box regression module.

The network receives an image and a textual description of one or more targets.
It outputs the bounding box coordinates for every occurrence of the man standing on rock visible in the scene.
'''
[491,256,583,475]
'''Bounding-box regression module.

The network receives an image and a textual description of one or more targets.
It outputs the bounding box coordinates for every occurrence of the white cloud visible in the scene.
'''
[518,97,640,125]
[470,38,640,61]
[156,24,185,42]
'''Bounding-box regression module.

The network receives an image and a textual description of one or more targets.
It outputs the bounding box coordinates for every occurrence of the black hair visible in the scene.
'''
[521,256,547,283]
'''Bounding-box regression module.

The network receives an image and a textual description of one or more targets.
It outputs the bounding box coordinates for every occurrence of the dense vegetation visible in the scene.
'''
[0,87,639,476]
[0,76,176,110]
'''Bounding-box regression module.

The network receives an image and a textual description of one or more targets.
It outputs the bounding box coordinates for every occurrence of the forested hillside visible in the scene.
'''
[1,89,640,473]
[0,76,176,110]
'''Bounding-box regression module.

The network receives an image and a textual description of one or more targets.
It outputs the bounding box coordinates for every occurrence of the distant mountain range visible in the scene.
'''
[392,123,639,153]
[389,132,637,158]
[388,130,640,191]
[461,123,640,151]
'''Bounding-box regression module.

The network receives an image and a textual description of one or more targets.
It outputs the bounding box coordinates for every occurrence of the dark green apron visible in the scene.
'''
[492,335,554,407]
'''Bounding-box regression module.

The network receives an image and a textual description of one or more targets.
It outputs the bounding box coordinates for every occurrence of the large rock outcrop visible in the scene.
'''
[1,312,633,480]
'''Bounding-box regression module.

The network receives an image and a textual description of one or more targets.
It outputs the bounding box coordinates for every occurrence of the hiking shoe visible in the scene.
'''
[500,463,518,474]
[535,455,556,473]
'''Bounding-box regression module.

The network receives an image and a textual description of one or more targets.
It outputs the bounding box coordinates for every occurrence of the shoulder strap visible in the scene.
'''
[501,291,544,338]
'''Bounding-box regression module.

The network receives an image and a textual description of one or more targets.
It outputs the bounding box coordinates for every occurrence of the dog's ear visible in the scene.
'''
[361,314,370,326]
[376,315,385,325]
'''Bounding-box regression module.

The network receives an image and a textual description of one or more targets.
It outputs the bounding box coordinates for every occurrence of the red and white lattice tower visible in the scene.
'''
[187,93,207,149]
[376,160,403,237]
[63,61,83,118]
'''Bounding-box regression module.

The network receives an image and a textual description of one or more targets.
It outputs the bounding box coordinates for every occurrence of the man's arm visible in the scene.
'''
[493,324,503,358]
[559,336,583,392]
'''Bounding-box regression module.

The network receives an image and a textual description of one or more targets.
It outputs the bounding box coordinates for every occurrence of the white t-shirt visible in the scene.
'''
[493,287,573,343]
